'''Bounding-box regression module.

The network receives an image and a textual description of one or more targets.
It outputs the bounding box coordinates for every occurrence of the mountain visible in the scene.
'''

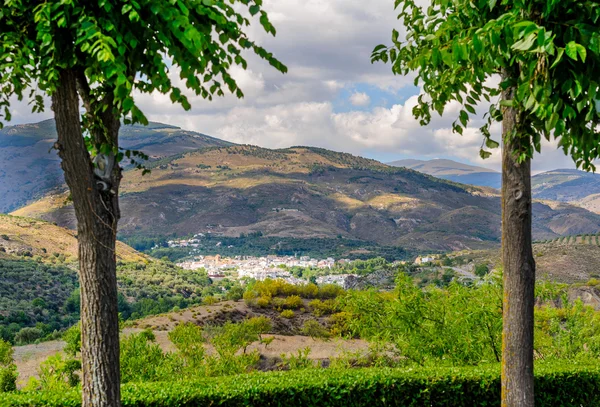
[0,119,233,213]
[0,214,146,263]
[13,144,600,254]
[531,169,600,207]
[387,158,501,189]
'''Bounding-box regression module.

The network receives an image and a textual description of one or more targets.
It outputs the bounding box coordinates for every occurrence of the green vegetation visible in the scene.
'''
[243,279,344,312]
[126,235,413,262]
[0,340,17,393]
[0,259,213,344]
[3,364,600,406]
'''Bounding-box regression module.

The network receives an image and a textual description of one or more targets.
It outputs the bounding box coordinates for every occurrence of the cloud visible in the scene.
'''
[349,92,371,107]
[2,0,582,175]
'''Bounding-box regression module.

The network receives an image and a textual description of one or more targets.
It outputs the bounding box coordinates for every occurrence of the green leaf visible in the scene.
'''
[512,33,536,51]
[485,138,499,149]
[480,149,492,159]
[550,48,564,69]
[459,110,469,127]
[249,5,260,16]
[565,41,585,61]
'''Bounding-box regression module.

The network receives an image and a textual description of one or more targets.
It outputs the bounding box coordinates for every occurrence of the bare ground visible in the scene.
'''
[13,300,369,387]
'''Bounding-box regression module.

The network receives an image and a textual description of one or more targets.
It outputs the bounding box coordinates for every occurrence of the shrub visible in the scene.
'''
[317,284,344,299]
[255,296,271,308]
[120,333,179,383]
[14,327,43,345]
[23,354,81,392]
[0,339,16,393]
[226,286,244,301]
[0,366,17,393]
[168,323,206,372]
[474,263,489,278]
[280,310,295,319]
[246,316,272,339]
[309,299,338,317]
[62,325,81,358]
[329,312,354,337]
[283,295,303,310]
[203,296,218,306]
[280,347,314,370]
[4,363,600,406]
[301,320,330,340]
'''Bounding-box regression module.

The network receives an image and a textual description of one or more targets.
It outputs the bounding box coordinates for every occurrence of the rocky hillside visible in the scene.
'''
[0,120,232,212]
[452,239,600,283]
[0,214,146,263]
[13,145,600,253]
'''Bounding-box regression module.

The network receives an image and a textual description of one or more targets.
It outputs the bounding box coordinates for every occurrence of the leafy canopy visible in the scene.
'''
[372,0,600,170]
[0,0,286,161]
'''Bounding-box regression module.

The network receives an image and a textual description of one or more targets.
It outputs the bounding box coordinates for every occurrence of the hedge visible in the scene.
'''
[1,363,599,407]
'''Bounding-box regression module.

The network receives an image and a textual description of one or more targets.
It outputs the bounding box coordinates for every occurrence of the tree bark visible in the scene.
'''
[500,74,536,407]
[52,69,122,407]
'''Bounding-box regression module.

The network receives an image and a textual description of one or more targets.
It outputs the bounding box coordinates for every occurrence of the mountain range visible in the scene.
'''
[388,158,502,189]
[4,120,600,254]
[0,119,232,213]
[389,159,600,214]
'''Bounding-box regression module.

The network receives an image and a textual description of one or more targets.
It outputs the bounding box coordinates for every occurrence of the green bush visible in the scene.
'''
[309,299,339,317]
[120,333,179,383]
[0,366,17,393]
[301,320,330,340]
[0,339,16,393]
[280,310,295,319]
[283,295,303,310]
[3,364,600,406]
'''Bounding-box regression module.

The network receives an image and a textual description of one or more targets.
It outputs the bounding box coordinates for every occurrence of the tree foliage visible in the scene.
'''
[0,0,286,160]
[372,0,600,169]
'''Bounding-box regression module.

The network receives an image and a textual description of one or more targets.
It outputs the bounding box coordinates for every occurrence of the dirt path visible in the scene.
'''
[13,341,66,387]
[13,331,368,387]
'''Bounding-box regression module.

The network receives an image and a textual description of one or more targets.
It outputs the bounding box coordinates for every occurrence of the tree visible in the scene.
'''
[0,2,285,406]
[373,1,599,406]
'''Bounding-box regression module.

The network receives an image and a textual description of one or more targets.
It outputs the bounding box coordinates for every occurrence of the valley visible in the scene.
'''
[2,120,600,404]
[11,141,600,255]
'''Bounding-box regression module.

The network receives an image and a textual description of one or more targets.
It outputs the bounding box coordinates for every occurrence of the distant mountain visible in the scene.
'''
[0,119,233,213]
[14,144,600,253]
[531,169,600,203]
[388,158,501,189]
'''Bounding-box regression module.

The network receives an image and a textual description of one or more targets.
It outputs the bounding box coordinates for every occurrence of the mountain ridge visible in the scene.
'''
[388,158,502,189]
[0,119,233,212]
[13,143,600,254]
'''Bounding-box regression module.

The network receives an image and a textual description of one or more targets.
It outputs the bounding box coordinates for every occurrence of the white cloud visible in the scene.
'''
[2,0,582,175]
[349,92,371,107]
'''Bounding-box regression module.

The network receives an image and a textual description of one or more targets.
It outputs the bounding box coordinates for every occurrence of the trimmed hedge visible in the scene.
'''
[2,363,600,406]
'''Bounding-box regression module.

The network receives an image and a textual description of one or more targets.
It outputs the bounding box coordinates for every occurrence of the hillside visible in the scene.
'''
[388,158,501,189]
[13,145,600,254]
[0,215,219,344]
[531,169,600,210]
[0,214,146,263]
[0,119,232,212]
[452,238,600,283]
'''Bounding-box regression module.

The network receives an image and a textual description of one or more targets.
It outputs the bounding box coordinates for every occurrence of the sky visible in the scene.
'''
[7,0,583,174]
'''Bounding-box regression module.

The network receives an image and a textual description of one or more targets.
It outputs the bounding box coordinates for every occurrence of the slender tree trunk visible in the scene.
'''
[500,73,536,407]
[52,69,122,407]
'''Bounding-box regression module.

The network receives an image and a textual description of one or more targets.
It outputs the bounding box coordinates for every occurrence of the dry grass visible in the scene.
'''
[0,214,147,263]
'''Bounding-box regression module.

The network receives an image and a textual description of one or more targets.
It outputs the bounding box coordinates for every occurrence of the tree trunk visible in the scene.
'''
[52,69,122,407]
[500,75,536,407]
